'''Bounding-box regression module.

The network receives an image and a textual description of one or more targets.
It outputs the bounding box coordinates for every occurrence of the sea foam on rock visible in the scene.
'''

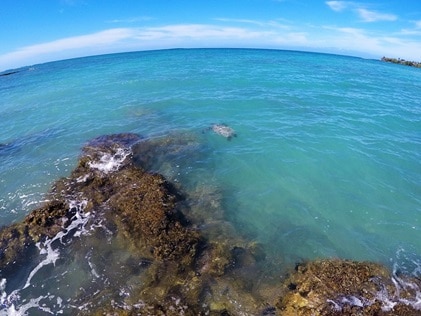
[0,133,420,315]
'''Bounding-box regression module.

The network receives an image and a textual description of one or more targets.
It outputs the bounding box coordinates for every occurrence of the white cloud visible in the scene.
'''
[0,25,284,70]
[398,20,421,36]
[321,25,421,60]
[356,8,397,22]
[215,18,265,25]
[326,2,398,23]
[399,29,421,36]
[107,16,153,24]
[214,18,290,29]
[326,1,350,12]
[141,24,269,40]
[0,28,134,68]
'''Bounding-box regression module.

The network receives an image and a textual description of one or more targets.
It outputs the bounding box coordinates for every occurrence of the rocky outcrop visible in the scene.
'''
[381,56,421,68]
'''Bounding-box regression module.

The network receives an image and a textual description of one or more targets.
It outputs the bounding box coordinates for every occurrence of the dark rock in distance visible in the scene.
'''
[0,70,20,77]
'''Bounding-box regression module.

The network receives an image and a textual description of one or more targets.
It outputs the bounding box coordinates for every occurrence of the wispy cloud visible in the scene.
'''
[135,24,276,41]
[322,25,421,59]
[59,0,86,6]
[356,8,397,22]
[214,18,290,29]
[0,28,134,68]
[15,28,133,53]
[214,18,268,27]
[326,1,398,23]
[399,20,421,36]
[107,16,154,24]
[325,1,351,12]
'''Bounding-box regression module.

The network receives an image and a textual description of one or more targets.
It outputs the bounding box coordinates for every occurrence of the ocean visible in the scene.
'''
[0,48,420,314]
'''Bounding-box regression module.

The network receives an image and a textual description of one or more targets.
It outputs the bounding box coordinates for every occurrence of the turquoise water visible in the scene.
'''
[1,49,420,312]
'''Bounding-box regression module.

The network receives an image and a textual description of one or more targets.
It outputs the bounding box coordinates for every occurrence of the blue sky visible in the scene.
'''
[1,0,420,70]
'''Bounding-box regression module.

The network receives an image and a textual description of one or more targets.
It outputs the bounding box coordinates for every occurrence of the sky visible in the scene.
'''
[1,0,421,71]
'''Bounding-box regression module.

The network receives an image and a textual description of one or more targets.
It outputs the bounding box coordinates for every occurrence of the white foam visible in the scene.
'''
[340,295,364,307]
[327,299,341,311]
[0,279,5,294]
[327,251,421,313]
[86,251,100,279]
[328,280,421,313]
[76,174,89,183]
[0,283,49,316]
[388,268,421,311]
[388,248,421,311]
[88,147,131,174]
[0,295,56,316]
[0,199,93,315]
[0,200,90,316]
[23,200,90,289]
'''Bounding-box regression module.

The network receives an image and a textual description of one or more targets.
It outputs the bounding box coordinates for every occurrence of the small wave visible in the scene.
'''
[0,199,92,314]
[23,200,90,288]
[0,291,57,316]
[328,277,421,312]
[327,248,421,312]
[88,147,131,174]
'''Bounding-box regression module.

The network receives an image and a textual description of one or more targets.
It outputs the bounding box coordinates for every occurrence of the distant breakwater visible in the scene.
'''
[381,56,421,68]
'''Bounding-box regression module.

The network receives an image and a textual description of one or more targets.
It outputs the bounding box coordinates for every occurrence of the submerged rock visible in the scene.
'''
[205,124,237,140]
[131,131,202,183]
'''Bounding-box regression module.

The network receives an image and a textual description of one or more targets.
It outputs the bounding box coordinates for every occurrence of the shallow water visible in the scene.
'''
[0,49,420,313]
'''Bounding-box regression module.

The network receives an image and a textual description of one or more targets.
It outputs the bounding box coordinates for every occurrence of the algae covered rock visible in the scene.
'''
[24,200,70,242]
[57,133,202,264]
[277,259,421,315]
[0,223,35,275]
[107,168,202,264]
[0,133,205,311]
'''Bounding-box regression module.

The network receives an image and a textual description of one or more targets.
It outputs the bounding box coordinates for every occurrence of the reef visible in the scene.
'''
[0,133,420,315]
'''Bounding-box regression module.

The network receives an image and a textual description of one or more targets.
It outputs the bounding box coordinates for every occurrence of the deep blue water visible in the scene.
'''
[0,48,420,313]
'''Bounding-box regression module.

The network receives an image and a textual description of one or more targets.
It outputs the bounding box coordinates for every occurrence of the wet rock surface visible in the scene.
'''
[277,259,421,315]
[0,133,420,315]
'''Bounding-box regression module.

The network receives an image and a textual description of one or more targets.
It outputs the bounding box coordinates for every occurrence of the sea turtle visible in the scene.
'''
[208,123,237,140]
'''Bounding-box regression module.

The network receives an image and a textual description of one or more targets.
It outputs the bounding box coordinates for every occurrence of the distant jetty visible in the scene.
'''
[381,56,421,68]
